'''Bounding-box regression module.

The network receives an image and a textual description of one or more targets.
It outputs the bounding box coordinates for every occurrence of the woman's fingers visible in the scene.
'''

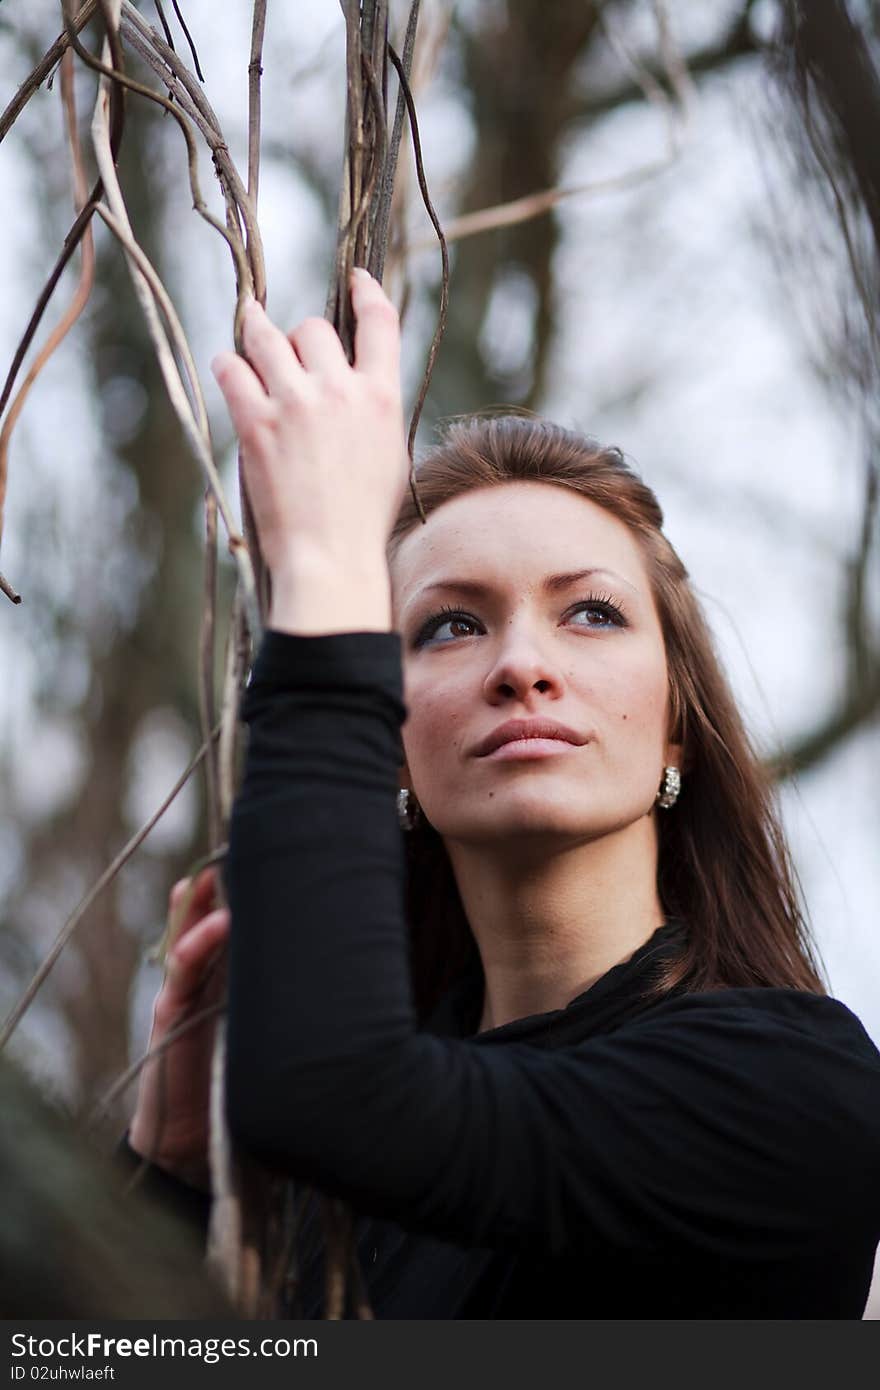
[351,269,400,380]
[162,907,230,1008]
[216,282,398,414]
[166,866,222,959]
[289,316,350,376]
[239,298,312,396]
[211,351,274,444]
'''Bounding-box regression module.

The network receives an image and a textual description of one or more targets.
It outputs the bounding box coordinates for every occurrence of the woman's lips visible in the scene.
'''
[481,737,582,761]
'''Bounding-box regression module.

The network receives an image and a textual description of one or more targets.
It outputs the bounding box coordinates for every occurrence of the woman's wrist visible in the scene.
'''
[269,551,393,636]
[124,1128,211,1194]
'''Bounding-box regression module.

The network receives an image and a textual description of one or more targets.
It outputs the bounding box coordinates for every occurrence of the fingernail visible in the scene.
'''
[351,266,373,284]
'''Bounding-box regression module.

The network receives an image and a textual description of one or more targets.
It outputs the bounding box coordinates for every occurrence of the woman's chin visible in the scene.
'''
[433,785,653,850]
[441,800,607,848]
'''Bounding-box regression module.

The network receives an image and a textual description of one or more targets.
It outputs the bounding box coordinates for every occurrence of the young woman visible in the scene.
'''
[126,269,880,1318]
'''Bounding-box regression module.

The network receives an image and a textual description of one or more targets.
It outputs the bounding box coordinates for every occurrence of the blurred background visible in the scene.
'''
[0,0,877,1311]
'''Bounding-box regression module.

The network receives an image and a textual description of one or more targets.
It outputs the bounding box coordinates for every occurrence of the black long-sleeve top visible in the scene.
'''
[222,629,880,1318]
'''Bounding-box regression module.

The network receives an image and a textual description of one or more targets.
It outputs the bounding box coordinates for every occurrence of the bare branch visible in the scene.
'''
[206,1020,244,1305]
[0,572,21,604]
[571,3,758,126]
[248,2,268,209]
[153,1,176,56]
[0,725,221,1053]
[0,0,99,145]
[369,0,420,282]
[0,51,95,566]
[0,0,136,435]
[200,491,222,853]
[90,203,261,645]
[0,196,101,430]
[65,3,254,305]
[427,0,695,253]
[92,1000,226,1121]
[118,0,265,304]
[169,0,205,82]
[387,42,447,481]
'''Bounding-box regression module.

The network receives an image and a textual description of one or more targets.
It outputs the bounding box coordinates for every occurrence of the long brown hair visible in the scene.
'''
[387,414,826,1022]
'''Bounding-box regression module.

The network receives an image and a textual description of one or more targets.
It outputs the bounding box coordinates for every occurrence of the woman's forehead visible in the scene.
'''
[390,482,650,600]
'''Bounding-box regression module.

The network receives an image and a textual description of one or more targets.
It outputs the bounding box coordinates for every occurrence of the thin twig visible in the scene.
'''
[412,0,694,254]
[0,725,221,1052]
[0,0,99,146]
[200,490,222,852]
[121,2,219,136]
[387,42,446,502]
[92,207,228,533]
[362,0,389,265]
[207,585,250,1313]
[369,0,420,282]
[118,0,264,304]
[114,18,249,311]
[652,0,697,117]
[153,2,176,55]
[206,1019,243,1306]
[170,0,206,82]
[413,158,679,248]
[66,3,253,305]
[328,0,367,351]
[92,1000,226,1121]
[0,51,95,561]
[0,572,21,604]
[0,195,101,427]
[238,2,272,622]
[248,2,268,209]
[218,588,248,827]
[359,50,389,262]
[0,0,135,431]
[90,203,261,644]
[75,4,261,635]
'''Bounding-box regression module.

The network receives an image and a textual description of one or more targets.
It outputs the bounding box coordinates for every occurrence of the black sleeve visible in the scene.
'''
[114,1133,211,1240]
[224,630,880,1262]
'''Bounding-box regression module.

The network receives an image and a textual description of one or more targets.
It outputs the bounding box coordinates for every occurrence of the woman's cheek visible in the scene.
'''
[403,689,463,794]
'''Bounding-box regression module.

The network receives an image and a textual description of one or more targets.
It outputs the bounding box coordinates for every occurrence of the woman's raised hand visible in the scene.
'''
[211,270,410,635]
[127,867,230,1190]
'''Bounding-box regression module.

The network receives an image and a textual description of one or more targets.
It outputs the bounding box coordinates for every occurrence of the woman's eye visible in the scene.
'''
[415,610,481,646]
[567,599,627,629]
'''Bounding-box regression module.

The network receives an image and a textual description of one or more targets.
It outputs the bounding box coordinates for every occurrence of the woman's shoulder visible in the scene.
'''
[637,983,878,1055]
[616,985,880,1132]
[569,985,880,1201]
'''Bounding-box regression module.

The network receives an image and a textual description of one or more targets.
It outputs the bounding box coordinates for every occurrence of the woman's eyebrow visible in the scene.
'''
[412,567,639,603]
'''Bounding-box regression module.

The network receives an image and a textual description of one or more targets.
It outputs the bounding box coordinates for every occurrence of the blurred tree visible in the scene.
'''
[424,1,760,417]
[0,30,217,1122]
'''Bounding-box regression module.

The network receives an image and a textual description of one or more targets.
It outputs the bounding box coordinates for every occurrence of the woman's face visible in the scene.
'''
[390,482,682,850]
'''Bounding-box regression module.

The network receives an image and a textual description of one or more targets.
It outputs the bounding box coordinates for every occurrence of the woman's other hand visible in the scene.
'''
[128,867,229,1190]
[211,270,409,635]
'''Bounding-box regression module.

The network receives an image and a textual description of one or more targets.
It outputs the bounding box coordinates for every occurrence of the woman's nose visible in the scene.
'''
[481,627,565,704]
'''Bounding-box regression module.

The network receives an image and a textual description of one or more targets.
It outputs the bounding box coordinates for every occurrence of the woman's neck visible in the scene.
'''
[445,812,665,1033]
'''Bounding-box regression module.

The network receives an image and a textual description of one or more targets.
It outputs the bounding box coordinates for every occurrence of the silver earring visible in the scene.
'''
[397,788,422,831]
[655,765,681,809]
